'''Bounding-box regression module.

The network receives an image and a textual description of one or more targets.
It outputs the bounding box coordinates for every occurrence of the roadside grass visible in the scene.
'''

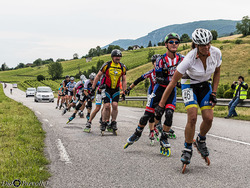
[0,85,50,184]
[119,100,250,121]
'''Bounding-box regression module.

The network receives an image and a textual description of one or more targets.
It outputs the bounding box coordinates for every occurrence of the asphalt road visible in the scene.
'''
[3,84,250,188]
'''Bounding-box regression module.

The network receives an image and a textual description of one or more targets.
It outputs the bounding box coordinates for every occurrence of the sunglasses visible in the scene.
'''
[168,41,179,44]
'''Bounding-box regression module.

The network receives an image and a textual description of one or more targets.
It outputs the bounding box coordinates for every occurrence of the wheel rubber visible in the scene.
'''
[182,164,187,174]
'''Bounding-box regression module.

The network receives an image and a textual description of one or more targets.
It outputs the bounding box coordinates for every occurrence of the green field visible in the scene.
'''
[0,85,50,185]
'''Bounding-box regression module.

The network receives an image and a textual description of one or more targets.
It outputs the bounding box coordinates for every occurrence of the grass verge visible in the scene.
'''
[119,100,250,121]
[0,85,50,186]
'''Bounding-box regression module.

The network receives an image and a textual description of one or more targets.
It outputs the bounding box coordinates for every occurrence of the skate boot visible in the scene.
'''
[124,128,142,149]
[107,122,112,132]
[59,104,63,110]
[100,121,107,136]
[62,108,67,115]
[110,121,118,135]
[56,105,59,109]
[99,117,102,124]
[181,148,193,174]
[66,113,76,124]
[149,130,155,145]
[193,137,210,165]
[159,132,171,157]
[84,122,91,133]
[168,128,176,139]
[154,127,159,141]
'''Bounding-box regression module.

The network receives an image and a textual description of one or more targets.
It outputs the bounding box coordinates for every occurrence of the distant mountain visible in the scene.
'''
[104,19,239,49]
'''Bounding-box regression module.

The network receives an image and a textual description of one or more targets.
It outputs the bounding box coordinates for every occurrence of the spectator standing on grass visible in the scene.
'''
[225,76,248,119]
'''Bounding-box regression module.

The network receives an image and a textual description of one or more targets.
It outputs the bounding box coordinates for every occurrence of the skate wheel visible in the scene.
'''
[182,164,187,174]
[150,140,154,146]
[101,131,104,136]
[160,147,164,155]
[124,143,129,149]
[205,156,210,166]
[173,134,176,139]
[166,148,171,157]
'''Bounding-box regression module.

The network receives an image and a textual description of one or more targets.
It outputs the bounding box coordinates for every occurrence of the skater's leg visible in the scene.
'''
[111,102,118,122]
[199,109,213,137]
[185,107,198,144]
[89,105,101,123]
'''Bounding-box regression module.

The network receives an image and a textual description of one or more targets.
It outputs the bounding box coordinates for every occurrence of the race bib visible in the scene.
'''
[182,88,194,103]
[101,89,106,98]
[146,93,155,107]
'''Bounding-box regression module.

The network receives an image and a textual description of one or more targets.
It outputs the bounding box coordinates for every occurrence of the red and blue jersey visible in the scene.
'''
[141,69,156,95]
[155,53,184,84]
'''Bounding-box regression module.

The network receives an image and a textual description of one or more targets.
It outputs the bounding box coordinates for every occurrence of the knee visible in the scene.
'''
[164,109,174,127]
[203,115,213,125]
[112,103,118,110]
[188,115,197,125]
[139,114,150,126]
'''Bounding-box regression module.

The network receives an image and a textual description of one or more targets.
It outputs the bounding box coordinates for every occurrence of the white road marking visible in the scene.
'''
[56,139,71,164]
[35,111,41,115]
[172,126,250,146]
[43,119,49,122]
[49,124,53,127]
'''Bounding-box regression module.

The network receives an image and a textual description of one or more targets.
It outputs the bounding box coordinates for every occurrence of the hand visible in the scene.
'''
[121,94,125,101]
[90,88,96,96]
[209,94,217,107]
[155,105,165,117]
[125,87,131,96]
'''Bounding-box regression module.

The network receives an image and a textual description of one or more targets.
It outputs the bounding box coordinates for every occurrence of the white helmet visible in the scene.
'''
[89,72,96,80]
[70,77,74,81]
[192,28,213,45]
[80,74,86,81]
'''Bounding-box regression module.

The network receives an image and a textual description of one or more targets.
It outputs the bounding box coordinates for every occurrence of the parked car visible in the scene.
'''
[26,88,36,97]
[34,86,54,103]
[12,83,18,88]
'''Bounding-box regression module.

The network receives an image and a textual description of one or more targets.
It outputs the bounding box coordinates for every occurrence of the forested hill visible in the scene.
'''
[104,19,239,49]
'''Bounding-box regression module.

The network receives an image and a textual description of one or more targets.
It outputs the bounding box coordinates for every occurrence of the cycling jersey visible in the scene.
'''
[155,53,184,85]
[63,80,70,94]
[75,81,84,94]
[142,69,156,95]
[177,46,222,84]
[84,80,100,94]
[100,61,127,89]
[66,81,76,92]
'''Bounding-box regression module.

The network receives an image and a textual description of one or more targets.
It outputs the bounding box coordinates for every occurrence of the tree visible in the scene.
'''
[73,53,79,59]
[210,30,218,40]
[48,62,63,80]
[1,63,8,71]
[56,58,66,62]
[236,16,250,36]
[37,75,45,81]
[33,58,43,66]
[147,41,152,47]
[16,63,25,69]
[180,34,191,43]
[127,46,133,50]
[147,49,155,62]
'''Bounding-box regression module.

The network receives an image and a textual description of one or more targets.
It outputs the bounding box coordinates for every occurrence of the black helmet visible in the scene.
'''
[164,33,180,43]
[65,75,70,78]
[111,49,122,57]
[151,54,161,63]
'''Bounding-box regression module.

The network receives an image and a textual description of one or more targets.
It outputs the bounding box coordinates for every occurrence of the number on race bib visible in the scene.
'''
[182,88,194,103]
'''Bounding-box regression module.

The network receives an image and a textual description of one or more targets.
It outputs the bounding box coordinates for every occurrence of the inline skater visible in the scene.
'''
[125,33,183,155]
[124,54,160,145]
[66,75,87,123]
[84,76,107,132]
[92,49,127,135]
[56,83,64,109]
[155,28,221,173]
[66,77,76,107]
[83,73,97,122]
[63,75,70,107]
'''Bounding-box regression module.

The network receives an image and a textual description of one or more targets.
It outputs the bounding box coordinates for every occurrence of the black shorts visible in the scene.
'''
[68,91,74,96]
[103,87,120,103]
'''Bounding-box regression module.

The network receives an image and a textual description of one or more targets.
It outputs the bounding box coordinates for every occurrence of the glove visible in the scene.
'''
[177,82,181,88]
[99,84,106,90]
[155,105,165,117]
[122,94,126,101]
[209,94,217,104]
[125,87,131,96]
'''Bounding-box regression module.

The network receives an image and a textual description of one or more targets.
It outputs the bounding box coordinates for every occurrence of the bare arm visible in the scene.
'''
[122,74,127,93]
[92,70,102,90]
[212,66,220,93]
[158,71,183,107]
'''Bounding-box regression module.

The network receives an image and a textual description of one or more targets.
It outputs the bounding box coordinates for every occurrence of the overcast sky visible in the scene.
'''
[0,0,249,68]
